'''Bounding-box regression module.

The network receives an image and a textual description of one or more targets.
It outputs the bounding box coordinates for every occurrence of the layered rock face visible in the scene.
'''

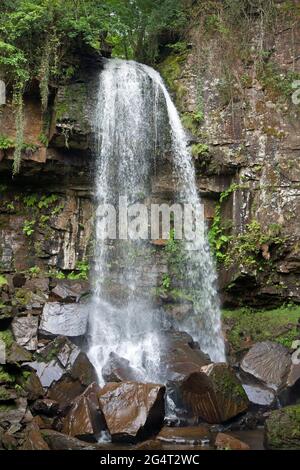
[158,7,300,307]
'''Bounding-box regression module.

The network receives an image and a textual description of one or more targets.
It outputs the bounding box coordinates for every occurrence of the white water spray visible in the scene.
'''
[87,59,225,384]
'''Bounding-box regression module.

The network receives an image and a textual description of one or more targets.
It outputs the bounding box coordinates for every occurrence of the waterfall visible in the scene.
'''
[88,59,225,384]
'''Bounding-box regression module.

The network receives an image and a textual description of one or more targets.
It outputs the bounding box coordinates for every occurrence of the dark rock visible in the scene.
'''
[241,341,291,391]
[21,423,50,450]
[215,432,250,450]
[47,376,85,408]
[18,370,44,401]
[11,315,39,351]
[7,342,32,364]
[102,352,144,383]
[264,405,300,449]
[51,280,89,302]
[40,302,89,338]
[26,336,96,391]
[13,273,26,288]
[62,382,106,442]
[41,429,100,450]
[180,363,249,424]
[1,431,18,450]
[99,382,165,443]
[0,397,27,428]
[32,399,60,417]
[160,330,211,381]
[157,426,210,445]
[70,351,97,387]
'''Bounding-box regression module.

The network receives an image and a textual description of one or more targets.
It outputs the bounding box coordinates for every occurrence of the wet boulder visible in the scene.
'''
[159,331,211,382]
[32,399,60,417]
[47,376,85,407]
[241,341,291,391]
[98,382,165,443]
[158,330,211,421]
[0,397,28,430]
[18,370,44,401]
[102,353,144,383]
[39,302,89,338]
[264,404,300,449]
[41,429,102,450]
[215,432,250,450]
[21,422,50,450]
[157,425,210,446]
[25,336,97,393]
[51,280,89,302]
[7,342,32,364]
[241,381,276,408]
[11,315,39,351]
[180,363,249,423]
[62,382,107,442]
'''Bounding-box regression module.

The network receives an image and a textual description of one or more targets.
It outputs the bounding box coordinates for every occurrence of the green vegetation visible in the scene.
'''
[191,143,209,159]
[223,304,300,352]
[0,275,8,288]
[209,184,284,268]
[0,0,188,173]
[0,330,14,348]
[22,219,35,236]
[208,183,239,263]
[0,135,14,150]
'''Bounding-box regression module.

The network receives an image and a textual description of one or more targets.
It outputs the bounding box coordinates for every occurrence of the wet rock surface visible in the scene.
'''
[40,302,89,338]
[102,352,144,383]
[241,341,291,391]
[180,363,249,423]
[62,383,106,442]
[99,382,165,442]
[215,432,250,450]
[157,426,210,446]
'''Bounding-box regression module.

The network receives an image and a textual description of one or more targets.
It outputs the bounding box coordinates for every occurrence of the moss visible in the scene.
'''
[0,330,14,348]
[265,405,300,450]
[0,387,13,400]
[13,288,32,307]
[223,305,300,353]
[0,366,15,384]
[212,366,248,406]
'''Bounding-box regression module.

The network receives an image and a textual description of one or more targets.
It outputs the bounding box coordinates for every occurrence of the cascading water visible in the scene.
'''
[87,59,225,384]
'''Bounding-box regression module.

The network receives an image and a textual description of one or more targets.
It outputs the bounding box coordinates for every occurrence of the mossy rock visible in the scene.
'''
[264,405,300,449]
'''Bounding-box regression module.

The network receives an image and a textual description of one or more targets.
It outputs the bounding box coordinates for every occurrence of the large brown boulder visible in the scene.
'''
[102,353,143,383]
[241,341,291,391]
[180,363,249,423]
[264,405,300,449]
[62,383,107,442]
[98,382,165,443]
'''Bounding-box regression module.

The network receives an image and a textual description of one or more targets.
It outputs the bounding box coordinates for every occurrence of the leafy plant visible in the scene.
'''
[67,261,89,280]
[23,219,35,237]
[162,274,171,290]
[0,135,14,150]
